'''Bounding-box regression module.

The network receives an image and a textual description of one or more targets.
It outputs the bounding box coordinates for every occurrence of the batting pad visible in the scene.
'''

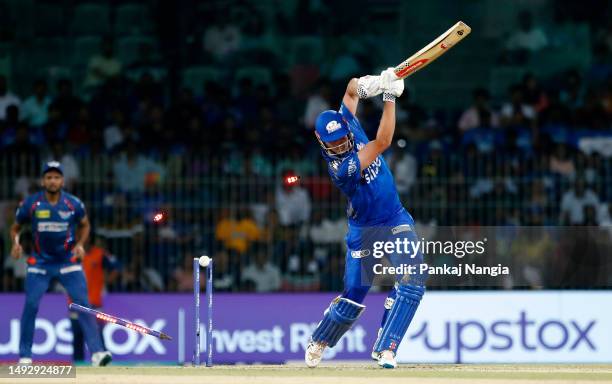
[373,284,424,354]
[311,297,366,347]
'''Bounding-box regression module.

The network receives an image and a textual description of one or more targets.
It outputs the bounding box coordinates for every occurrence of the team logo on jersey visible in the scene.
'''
[326,120,342,134]
[330,160,340,171]
[356,142,364,151]
[58,210,73,219]
[348,158,357,176]
[35,210,50,219]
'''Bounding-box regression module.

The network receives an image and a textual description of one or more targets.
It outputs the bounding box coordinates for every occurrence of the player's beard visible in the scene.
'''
[44,185,61,194]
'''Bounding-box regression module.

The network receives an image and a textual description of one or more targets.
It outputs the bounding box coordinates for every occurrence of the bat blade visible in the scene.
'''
[394,21,471,79]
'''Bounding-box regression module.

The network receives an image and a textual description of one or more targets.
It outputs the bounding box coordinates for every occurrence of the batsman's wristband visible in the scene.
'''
[382,93,396,103]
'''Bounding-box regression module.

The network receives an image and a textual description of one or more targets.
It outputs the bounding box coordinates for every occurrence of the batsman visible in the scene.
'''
[306,69,425,368]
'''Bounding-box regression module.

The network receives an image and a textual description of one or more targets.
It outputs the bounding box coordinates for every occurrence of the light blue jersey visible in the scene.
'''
[326,103,413,227]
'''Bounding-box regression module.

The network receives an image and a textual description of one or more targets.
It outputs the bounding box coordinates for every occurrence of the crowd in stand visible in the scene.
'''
[1,3,612,293]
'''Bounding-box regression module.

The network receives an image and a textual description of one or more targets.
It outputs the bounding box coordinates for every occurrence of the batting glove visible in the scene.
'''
[383,78,404,98]
[379,67,398,90]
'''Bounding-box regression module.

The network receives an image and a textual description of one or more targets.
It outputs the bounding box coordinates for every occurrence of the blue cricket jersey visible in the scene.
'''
[326,103,412,227]
[15,191,86,264]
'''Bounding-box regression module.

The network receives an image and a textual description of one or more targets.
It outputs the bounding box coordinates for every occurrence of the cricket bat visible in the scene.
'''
[393,21,471,79]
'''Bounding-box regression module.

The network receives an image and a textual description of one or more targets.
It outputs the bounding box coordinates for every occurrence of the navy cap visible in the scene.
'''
[42,161,63,176]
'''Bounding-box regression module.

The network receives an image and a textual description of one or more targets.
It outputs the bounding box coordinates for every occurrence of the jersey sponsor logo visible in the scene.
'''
[350,249,370,258]
[363,157,382,184]
[60,265,82,274]
[27,267,47,275]
[356,142,365,151]
[37,222,69,232]
[326,120,342,134]
[58,210,73,219]
[391,224,412,234]
[35,210,51,219]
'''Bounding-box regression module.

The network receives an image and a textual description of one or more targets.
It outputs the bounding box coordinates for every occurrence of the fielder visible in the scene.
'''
[306,70,425,368]
[10,161,112,366]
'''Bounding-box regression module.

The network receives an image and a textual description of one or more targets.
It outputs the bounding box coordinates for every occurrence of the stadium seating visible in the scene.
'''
[70,3,111,35]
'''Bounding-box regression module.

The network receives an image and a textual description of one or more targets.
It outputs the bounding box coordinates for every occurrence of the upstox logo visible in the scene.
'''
[408,311,596,363]
[0,318,167,355]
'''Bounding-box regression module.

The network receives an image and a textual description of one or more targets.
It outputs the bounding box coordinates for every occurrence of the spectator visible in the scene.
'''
[171,254,205,292]
[3,122,40,176]
[112,141,166,194]
[458,88,500,132]
[282,249,320,291]
[21,79,51,127]
[386,141,417,198]
[560,178,600,224]
[241,251,281,292]
[84,37,122,89]
[275,170,312,226]
[0,74,20,120]
[560,69,583,110]
[526,180,550,219]
[50,79,82,124]
[211,250,239,292]
[203,18,242,59]
[308,209,346,245]
[500,84,537,128]
[0,104,19,147]
[215,208,261,254]
[127,44,163,78]
[504,10,548,63]
[304,80,332,129]
[522,73,548,112]
[104,109,127,152]
[394,88,427,133]
[549,144,575,179]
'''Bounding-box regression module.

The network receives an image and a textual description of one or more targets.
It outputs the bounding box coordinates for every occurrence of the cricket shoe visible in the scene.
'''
[377,350,397,369]
[91,351,112,367]
[305,341,326,368]
[18,357,32,365]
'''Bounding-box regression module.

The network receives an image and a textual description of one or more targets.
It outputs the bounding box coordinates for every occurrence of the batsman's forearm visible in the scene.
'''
[375,102,396,148]
[346,78,358,97]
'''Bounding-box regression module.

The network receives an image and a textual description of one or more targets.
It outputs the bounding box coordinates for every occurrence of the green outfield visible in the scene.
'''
[4,364,612,384]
